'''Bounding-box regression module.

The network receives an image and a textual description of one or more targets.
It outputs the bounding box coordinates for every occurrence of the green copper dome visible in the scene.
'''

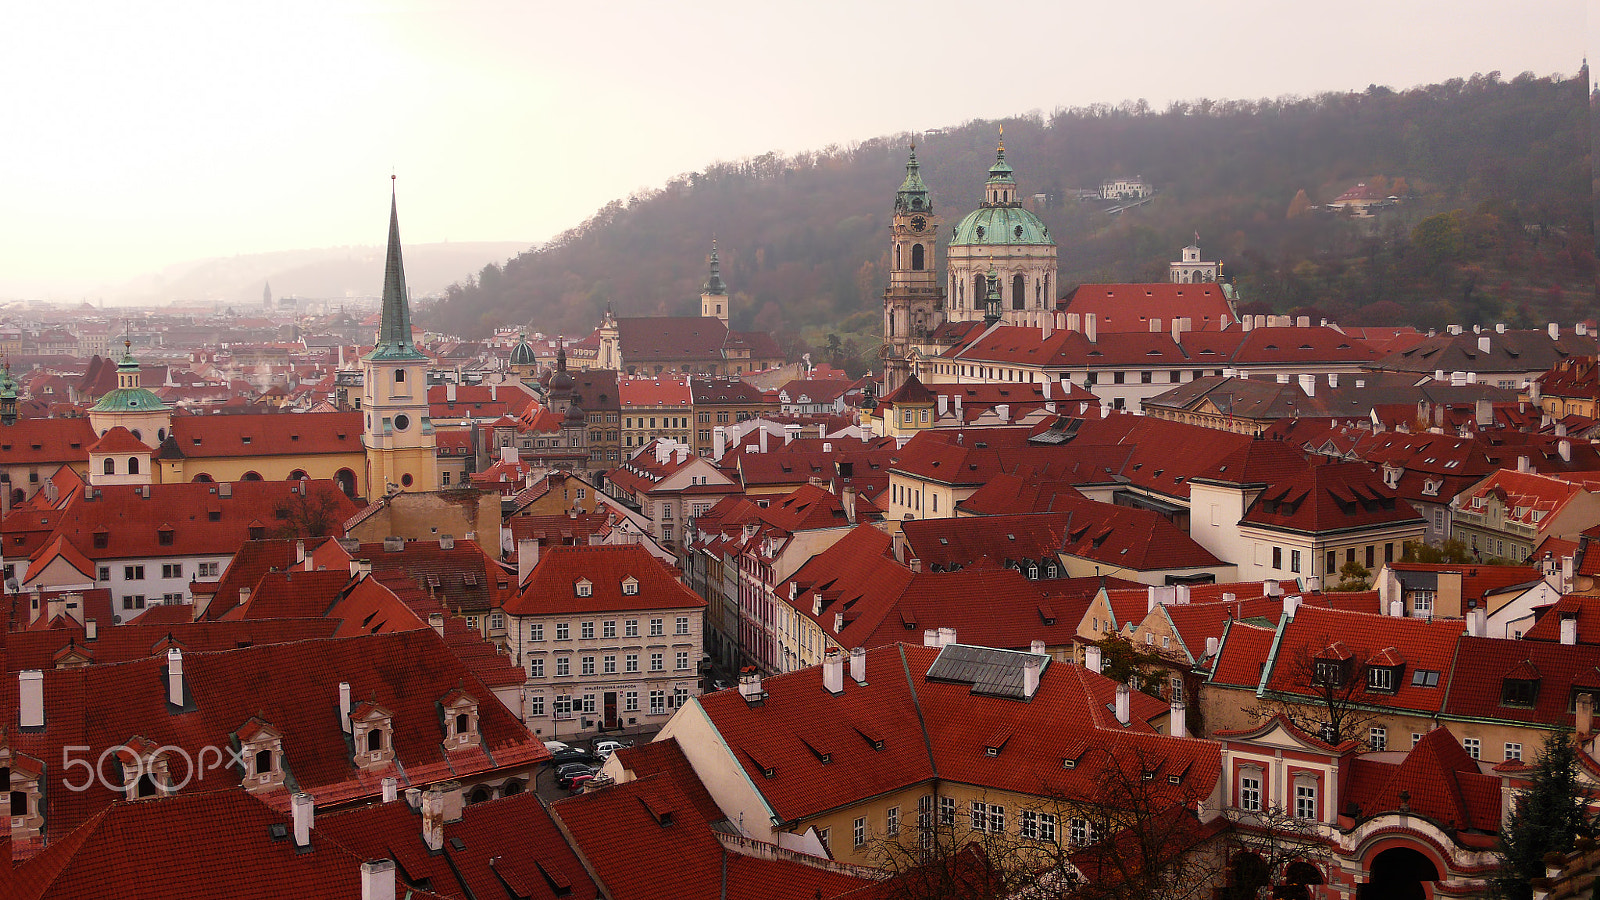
[702,241,727,296]
[895,146,931,213]
[89,346,168,414]
[509,332,537,366]
[951,206,1053,247]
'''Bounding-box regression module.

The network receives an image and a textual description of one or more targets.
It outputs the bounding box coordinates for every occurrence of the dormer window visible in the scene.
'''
[1367,666,1400,693]
[235,717,286,793]
[350,701,396,770]
[575,579,593,598]
[621,576,639,596]
[441,689,481,751]
[1502,677,1539,708]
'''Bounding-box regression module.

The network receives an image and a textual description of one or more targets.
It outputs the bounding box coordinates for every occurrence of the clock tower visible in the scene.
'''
[361,178,436,498]
[883,146,944,393]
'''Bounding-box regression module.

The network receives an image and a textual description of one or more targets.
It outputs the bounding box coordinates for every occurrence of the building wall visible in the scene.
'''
[164,451,368,496]
[347,490,499,545]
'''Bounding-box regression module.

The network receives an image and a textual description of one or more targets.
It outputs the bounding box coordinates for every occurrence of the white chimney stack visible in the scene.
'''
[1042,379,1052,400]
[850,647,867,685]
[1467,607,1487,638]
[19,670,43,728]
[339,681,352,733]
[1561,613,1579,646]
[382,776,398,803]
[823,649,845,694]
[712,426,726,460]
[361,859,397,900]
[1263,580,1280,597]
[1170,697,1188,738]
[1549,322,1560,340]
[1022,656,1042,699]
[1298,373,1315,397]
[937,394,949,417]
[1084,645,1103,675]
[1389,599,1404,617]
[166,647,184,707]
[1084,314,1098,344]
[1031,639,1046,654]
[291,791,314,848]
[924,629,940,647]
[938,626,956,647]
[758,428,768,454]
[1114,683,1131,726]
[421,788,446,852]
[428,612,445,638]
[517,538,539,587]
[1559,440,1572,463]
[1478,336,1491,354]
[1205,636,1219,659]
[1282,594,1301,620]
[738,669,763,704]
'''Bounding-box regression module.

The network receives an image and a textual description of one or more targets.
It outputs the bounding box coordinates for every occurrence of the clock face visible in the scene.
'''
[910,215,926,232]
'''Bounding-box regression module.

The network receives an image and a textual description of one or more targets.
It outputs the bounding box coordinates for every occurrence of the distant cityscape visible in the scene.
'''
[0,136,1595,900]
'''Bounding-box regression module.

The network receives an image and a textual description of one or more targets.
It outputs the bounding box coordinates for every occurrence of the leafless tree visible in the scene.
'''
[1247,639,1380,748]
[1218,804,1337,900]
[273,485,348,539]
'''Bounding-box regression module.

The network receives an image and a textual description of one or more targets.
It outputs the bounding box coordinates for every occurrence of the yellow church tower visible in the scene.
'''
[362,177,436,498]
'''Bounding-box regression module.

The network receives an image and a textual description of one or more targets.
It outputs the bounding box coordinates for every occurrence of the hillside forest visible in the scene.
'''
[427,69,1594,376]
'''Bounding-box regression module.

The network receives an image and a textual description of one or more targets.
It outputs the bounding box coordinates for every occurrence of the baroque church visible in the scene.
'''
[881,136,1060,393]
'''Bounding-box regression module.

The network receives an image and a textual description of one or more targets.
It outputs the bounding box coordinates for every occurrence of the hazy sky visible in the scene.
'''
[1,0,1590,299]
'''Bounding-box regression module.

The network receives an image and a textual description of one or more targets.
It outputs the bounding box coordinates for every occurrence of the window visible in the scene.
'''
[441,471,450,485]
[490,613,504,631]
[675,651,690,670]
[581,621,595,640]
[603,620,616,638]
[676,616,690,635]
[1505,742,1522,762]
[818,828,830,854]
[1290,549,1301,573]
[1271,546,1282,570]
[626,619,639,637]
[1239,772,1262,811]
[528,695,545,716]
[971,800,988,831]
[556,622,570,640]
[650,618,664,636]
[122,595,146,610]
[1326,550,1336,573]
[626,654,639,673]
[1463,738,1480,759]
[939,796,955,826]
[1413,733,1423,747]
[1411,669,1440,687]
[530,623,545,642]
[162,563,182,579]
[625,691,638,712]
[98,566,110,582]
[1069,817,1093,846]
[1370,727,1387,751]
[529,657,544,677]
[124,565,144,581]
[553,696,573,717]
[198,562,219,578]
[854,816,866,847]
[603,655,616,674]
[621,578,638,596]
[650,652,664,672]
[649,690,665,715]
[885,806,899,836]
[1367,666,1397,693]
[1412,590,1435,615]
[1294,781,1317,820]
[575,581,591,598]
[1021,810,1056,842]
[674,686,689,709]
[555,657,570,677]
[581,656,596,676]
[1502,678,1539,708]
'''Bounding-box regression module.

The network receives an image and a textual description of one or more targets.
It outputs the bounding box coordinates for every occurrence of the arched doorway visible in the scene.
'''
[1224,852,1270,900]
[1278,860,1325,900]
[1362,846,1439,900]
[334,469,356,498]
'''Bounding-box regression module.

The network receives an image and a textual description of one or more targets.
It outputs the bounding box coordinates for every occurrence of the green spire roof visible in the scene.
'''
[367,179,427,362]
[986,133,1015,184]
[702,240,727,296]
[89,341,168,414]
[983,264,1002,325]
[895,145,931,213]
[509,331,537,366]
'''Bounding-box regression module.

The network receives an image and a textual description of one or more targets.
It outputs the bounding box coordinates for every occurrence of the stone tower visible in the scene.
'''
[882,146,945,394]
[700,240,729,323]
[597,306,621,371]
[361,177,436,498]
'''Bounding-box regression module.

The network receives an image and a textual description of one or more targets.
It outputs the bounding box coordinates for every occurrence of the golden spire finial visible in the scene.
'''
[998,125,1005,154]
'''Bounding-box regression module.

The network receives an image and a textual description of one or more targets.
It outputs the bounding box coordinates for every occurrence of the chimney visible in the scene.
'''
[823,649,844,694]
[1478,335,1491,354]
[738,669,763,704]
[428,612,445,638]
[818,423,827,438]
[1204,636,1219,659]
[995,404,1009,424]
[1241,316,1254,332]
[712,426,726,460]
[291,792,314,848]
[1149,318,1162,333]
[438,534,455,550]
[1298,373,1315,397]
[1559,440,1572,463]
[1447,324,1462,335]
[1548,322,1560,340]
[1561,612,1578,646]
[339,682,352,733]
[1066,313,1081,332]
[85,618,98,641]
[1041,318,1052,340]
[382,777,398,803]
[1467,607,1487,638]
[909,557,922,573]
[675,446,688,464]
[758,428,768,454]
[1031,639,1046,654]
[1276,373,1291,384]
[1084,314,1098,344]
[1295,316,1310,328]
[500,445,517,465]
[953,394,963,421]
[349,560,371,578]
[833,611,845,634]
[1561,555,1576,591]
[19,670,43,728]
[1577,692,1594,740]
[1556,421,1570,437]
[841,483,857,524]
[1042,379,1052,400]
[1170,697,1188,738]
[1262,579,1281,597]
[421,788,446,852]
[361,859,397,900]
[1389,599,1404,617]
[937,395,948,417]
[166,647,184,707]
[447,381,456,402]
[938,626,956,647]
[1282,594,1301,620]
[405,788,422,810]
[295,540,306,565]
[516,538,539,586]
[924,629,940,647]
[1084,645,1103,675]
[1022,655,1041,699]
[850,647,867,684]
[1517,455,1531,473]
[784,424,800,445]
[1114,683,1130,726]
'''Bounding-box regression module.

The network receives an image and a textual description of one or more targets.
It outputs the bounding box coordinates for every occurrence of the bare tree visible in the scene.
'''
[1218,804,1337,900]
[865,800,1083,900]
[273,486,348,539]
[1248,639,1380,748]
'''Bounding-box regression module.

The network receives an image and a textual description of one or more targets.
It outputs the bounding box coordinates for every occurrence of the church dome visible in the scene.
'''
[509,333,536,366]
[950,205,1053,247]
[89,343,169,414]
[549,367,574,392]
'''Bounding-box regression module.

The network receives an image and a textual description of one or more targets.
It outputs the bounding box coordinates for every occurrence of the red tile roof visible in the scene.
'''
[1523,594,1600,644]
[1341,725,1503,833]
[1207,621,1277,688]
[1061,283,1237,333]
[0,417,98,465]
[1440,635,1600,727]
[1259,606,1463,714]
[85,426,149,455]
[1238,461,1422,535]
[167,411,364,458]
[3,617,340,672]
[505,545,705,615]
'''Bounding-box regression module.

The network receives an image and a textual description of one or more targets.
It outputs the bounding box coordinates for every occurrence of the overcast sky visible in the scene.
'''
[0,0,1590,299]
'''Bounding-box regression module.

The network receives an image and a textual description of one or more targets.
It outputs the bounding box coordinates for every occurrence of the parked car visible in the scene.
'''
[546,748,601,768]
[567,773,595,793]
[594,739,631,760]
[542,740,570,753]
[555,763,595,790]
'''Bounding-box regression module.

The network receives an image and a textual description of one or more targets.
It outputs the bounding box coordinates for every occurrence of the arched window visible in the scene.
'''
[131,430,142,442]
[973,274,987,306]
[288,470,308,480]
[895,245,901,269]
[135,774,159,798]
[1012,275,1026,310]
[394,369,405,383]
[103,459,116,475]
[911,244,925,270]
[128,457,140,475]
[241,471,262,482]
[193,473,213,483]
[367,729,383,753]
[469,785,492,804]
[501,779,524,796]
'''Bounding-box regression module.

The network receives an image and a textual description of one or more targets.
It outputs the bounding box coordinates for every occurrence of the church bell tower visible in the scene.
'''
[883,146,944,393]
[361,177,436,498]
